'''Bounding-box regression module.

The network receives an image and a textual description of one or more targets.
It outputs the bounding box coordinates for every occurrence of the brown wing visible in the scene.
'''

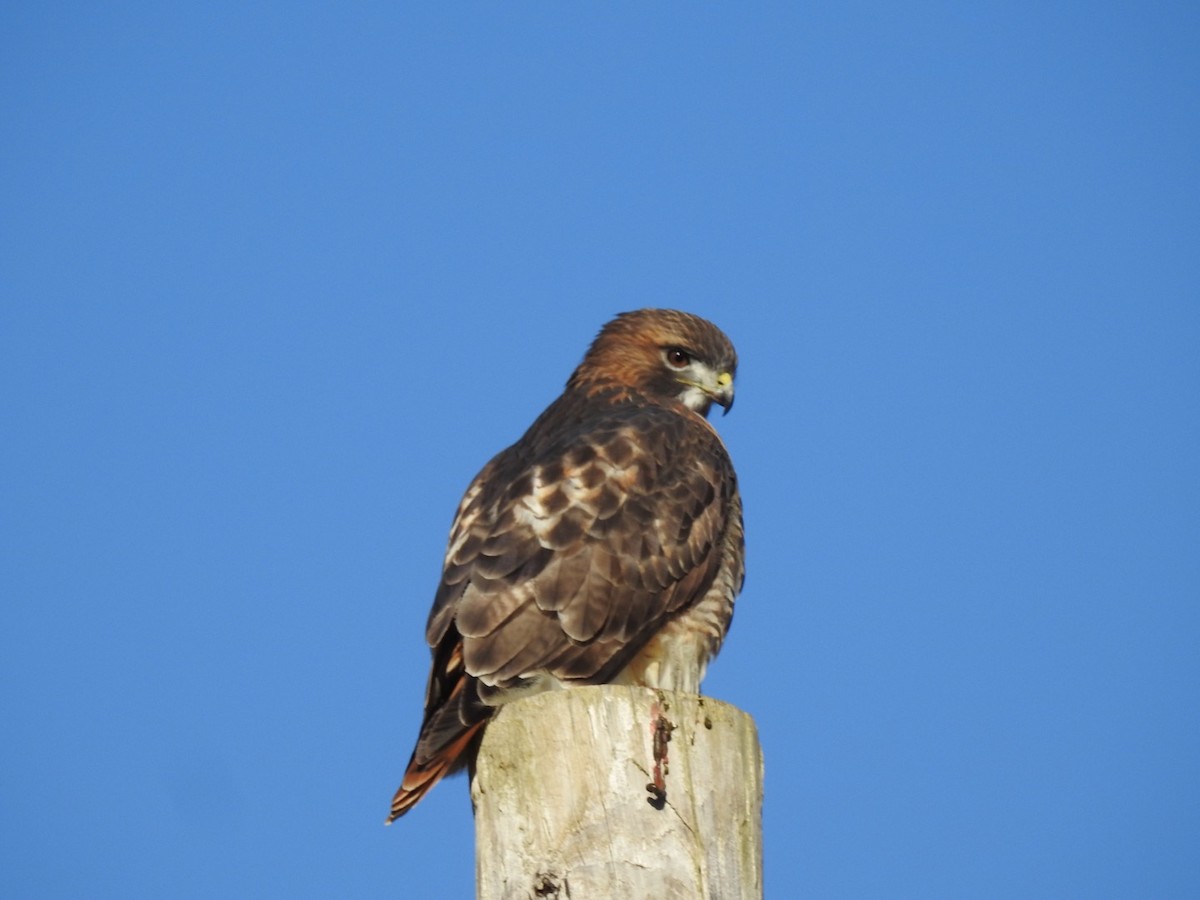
[388,394,738,822]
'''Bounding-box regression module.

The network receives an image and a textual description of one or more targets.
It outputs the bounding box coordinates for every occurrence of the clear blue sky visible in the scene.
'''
[3,4,1197,897]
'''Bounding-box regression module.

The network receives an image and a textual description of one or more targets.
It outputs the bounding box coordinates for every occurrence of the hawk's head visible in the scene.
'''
[570,309,738,417]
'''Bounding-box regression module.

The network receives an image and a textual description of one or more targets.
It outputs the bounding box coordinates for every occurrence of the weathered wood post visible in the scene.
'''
[471,685,763,899]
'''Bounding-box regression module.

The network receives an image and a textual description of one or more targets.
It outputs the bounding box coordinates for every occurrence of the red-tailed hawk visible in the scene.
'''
[388,309,744,822]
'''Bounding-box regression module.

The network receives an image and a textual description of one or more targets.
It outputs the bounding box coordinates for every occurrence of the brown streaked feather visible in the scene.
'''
[389,309,744,822]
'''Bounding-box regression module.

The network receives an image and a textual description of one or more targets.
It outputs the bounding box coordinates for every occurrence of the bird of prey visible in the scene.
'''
[388,308,744,822]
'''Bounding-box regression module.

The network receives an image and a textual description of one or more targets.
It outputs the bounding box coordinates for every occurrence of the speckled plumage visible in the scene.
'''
[388,309,744,822]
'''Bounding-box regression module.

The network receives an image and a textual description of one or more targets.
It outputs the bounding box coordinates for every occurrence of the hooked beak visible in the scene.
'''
[711,371,735,415]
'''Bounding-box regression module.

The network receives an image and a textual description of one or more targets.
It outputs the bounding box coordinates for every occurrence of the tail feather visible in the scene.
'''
[389,633,493,822]
[386,721,484,823]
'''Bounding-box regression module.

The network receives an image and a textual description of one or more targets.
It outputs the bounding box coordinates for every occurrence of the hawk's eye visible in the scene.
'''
[665,347,691,368]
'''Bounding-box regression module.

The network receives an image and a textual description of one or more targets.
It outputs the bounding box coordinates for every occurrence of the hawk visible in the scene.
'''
[388,308,744,822]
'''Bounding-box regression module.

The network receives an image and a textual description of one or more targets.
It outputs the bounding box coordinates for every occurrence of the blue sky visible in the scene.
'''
[3,3,1197,897]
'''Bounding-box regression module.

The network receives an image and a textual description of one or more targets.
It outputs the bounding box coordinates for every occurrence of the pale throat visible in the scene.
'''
[678,384,713,414]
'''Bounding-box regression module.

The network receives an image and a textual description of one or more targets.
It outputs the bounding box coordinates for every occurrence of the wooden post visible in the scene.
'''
[471,685,763,899]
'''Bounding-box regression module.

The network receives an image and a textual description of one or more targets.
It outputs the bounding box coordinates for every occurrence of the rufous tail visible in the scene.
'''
[386,722,484,823]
